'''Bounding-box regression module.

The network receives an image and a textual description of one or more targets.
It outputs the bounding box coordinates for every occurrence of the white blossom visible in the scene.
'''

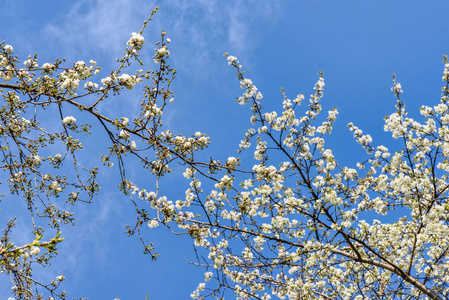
[62,116,76,125]
[148,220,159,228]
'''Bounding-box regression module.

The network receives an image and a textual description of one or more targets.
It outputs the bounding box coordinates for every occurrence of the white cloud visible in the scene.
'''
[42,0,284,68]
[157,0,284,69]
[44,0,150,58]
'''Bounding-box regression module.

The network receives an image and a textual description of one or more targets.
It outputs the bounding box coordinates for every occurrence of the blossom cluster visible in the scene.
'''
[136,55,449,300]
[127,32,145,51]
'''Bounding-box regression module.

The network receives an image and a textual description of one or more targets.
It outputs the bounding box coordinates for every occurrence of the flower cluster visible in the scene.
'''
[237,77,263,105]
[127,32,145,51]
[118,73,142,90]
[62,116,76,125]
[59,60,99,93]
[142,56,449,300]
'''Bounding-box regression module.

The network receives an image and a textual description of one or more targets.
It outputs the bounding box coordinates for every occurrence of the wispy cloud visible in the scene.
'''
[44,0,150,59]
[154,0,285,71]
[42,0,285,69]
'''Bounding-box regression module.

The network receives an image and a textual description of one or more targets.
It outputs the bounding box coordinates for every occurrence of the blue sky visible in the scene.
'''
[1,1,449,299]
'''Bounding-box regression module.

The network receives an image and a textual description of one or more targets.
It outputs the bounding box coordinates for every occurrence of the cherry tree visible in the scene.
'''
[1,6,449,300]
